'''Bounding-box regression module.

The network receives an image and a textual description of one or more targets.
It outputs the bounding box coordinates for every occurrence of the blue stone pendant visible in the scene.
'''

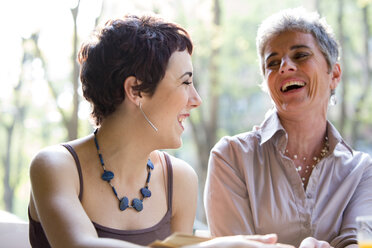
[147,159,154,170]
[102,171,114,182]
[132,198,143,212]
[94,130,154,213]
[119,197,129,211]
[140,187,151,198]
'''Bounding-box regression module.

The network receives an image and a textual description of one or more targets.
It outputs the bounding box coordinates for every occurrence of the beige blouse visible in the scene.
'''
[204,111,372,248]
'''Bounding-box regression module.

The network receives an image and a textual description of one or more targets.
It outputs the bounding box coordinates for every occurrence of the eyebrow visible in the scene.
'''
[179,72,192,79]
[265,44,311,62]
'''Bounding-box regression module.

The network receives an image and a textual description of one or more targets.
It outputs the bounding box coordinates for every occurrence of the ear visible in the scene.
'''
[330,63,342,90]
[123,76,142,106]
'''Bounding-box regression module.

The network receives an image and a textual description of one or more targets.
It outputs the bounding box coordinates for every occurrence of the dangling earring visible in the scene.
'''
[139,102,158,132]
[330,89,337,106]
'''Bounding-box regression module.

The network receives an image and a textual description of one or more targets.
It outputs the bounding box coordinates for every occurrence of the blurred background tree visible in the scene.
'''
[0,0,371,226]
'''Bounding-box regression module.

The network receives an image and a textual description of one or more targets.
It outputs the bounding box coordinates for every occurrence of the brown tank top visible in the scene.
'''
[28,144,173,247]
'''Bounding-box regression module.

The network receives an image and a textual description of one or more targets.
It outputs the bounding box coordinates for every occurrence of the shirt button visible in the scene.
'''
[307,193,312,199]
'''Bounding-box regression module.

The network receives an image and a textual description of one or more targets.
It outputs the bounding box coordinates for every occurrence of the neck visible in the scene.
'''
[93,126,155,212]
[94,117,156,180]
[278,110,328,159]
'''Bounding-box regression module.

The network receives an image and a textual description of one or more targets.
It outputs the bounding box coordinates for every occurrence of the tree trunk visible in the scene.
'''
[337,0,348,134]
[350,6,371,146]
[68,1,81,140]
[1,46,27,211]
[3,123,15,212]
[32,2,82,141]
[189,0,221,224]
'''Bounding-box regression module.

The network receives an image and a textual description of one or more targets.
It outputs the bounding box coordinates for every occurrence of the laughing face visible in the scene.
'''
[141,50,202,149]
[263,31,341,115]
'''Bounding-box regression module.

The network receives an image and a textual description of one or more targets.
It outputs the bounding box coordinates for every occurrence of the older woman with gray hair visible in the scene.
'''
[204,8,372,248]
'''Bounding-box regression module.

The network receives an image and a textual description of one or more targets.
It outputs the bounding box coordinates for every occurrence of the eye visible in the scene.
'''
[293,52,309,60]
[183,81,192,85]
[266,60,280,69]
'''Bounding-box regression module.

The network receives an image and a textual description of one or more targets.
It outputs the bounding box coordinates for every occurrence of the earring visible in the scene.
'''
[330,89,337,106]
[139,102,158,132]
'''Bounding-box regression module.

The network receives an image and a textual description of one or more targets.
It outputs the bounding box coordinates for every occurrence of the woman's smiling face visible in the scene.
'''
[263,31,340,115]
[141,50,202,149]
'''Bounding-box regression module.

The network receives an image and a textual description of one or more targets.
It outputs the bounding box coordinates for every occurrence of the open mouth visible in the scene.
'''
[178,117,185,124]
[177,115,188,130]
[281,81,306,92]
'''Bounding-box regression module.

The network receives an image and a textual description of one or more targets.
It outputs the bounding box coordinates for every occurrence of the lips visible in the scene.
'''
[281,80,306,92]
[177,114,189,130]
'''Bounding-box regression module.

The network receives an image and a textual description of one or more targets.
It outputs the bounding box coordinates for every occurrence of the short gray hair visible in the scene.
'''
[256,7,339,76]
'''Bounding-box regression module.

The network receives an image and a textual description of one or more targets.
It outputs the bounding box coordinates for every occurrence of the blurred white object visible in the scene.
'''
[0,210,30,248]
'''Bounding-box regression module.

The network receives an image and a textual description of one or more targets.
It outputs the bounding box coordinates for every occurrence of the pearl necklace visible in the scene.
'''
[93,129,154,212]
[285,136,329,186]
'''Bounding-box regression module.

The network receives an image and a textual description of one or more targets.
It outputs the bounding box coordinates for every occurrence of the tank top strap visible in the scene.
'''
[61,144,84,201]
[162,152,173,212]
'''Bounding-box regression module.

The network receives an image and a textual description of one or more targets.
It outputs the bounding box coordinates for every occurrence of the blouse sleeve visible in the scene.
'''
[204,136,255,236]
[330,153,372,248]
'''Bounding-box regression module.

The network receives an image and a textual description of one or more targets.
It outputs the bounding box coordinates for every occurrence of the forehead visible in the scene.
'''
[166,50,192,75]
[264,31,319,56]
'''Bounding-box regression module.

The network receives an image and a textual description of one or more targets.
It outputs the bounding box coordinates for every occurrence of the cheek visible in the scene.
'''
[269,89,284,107]
[265,72,274,90]
[169,90,188,110]
[266,74,283,104]
[308,73,318,98]
[308,71,330,100]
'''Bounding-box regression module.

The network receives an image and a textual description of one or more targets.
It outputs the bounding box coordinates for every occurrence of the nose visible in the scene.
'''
[188,84,202,109]
[280,57,296,74]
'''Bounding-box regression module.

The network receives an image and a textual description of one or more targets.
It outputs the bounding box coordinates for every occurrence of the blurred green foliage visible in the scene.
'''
[1,0,372,222]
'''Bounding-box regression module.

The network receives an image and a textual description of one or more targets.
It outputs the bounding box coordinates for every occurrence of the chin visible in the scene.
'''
[167,138,183,149]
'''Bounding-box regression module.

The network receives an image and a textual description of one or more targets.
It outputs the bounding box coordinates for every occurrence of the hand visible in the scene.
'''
[299,237,332,248]
[185,234,295,248]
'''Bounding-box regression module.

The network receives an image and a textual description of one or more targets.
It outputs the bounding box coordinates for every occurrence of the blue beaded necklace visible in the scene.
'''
[93,129,154,212]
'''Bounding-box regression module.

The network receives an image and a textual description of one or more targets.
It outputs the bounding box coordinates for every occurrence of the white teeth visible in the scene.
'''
[281,81,305,92]
[178,114,189,123]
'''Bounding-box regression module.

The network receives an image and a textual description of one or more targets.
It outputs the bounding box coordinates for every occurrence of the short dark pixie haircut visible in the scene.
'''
[256,7,339,76]
[78,14,193,125]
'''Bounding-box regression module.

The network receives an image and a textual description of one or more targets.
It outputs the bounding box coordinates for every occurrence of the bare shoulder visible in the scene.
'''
[29,144,82,220]
[29,144,81,196]
[164,153,198,231]
[29,145,75,178]
[167,153,198,184]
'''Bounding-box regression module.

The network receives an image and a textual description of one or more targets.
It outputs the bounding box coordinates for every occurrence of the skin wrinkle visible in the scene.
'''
[262,31,338,181]
[264,31,334,119]
[205,8,369,248]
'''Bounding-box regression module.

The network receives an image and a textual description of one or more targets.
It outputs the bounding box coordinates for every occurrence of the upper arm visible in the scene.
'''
[169,155,198,234]
[30,146,97,248]
[345,245,358,248]
[204,137,255,236]
[330,155,372,248]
